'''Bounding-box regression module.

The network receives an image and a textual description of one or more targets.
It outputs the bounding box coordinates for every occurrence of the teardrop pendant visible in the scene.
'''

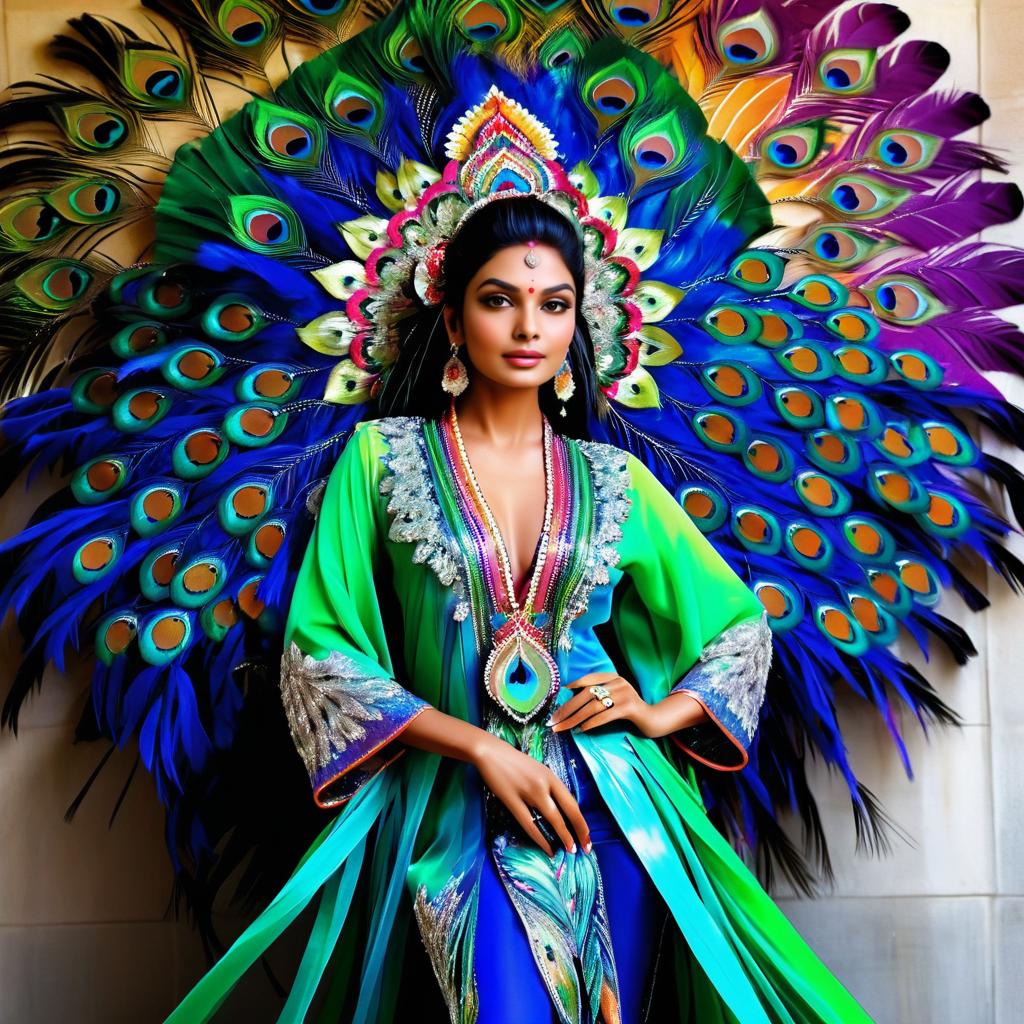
[483,619,560,724]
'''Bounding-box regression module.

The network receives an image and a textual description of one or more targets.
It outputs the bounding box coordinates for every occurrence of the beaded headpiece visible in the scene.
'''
[297,85,680,408]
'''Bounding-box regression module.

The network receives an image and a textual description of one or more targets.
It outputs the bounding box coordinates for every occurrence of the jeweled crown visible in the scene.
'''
[297,86,673,410]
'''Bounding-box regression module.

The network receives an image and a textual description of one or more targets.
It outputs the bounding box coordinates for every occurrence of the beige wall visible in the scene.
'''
[1,1,1022,1021]
[771,4,1024,1021]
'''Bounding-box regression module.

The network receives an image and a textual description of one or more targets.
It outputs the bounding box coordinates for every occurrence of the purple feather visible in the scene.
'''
[787,39,949,128]
[870,89,990,140]
[878,313,1024,385]
[706,0,846,67]
[808,2,911,51]
[872,39,949,104]
[875,242,1024,309]
[840,91,1001,186]
[880,177,1024,248]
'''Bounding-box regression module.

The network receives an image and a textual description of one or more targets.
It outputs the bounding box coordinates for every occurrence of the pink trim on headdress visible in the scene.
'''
[346,290,373,328]
[317,86,674,407]
[608,257,642,296]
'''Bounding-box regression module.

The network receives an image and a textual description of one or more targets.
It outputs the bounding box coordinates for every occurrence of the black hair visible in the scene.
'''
[369,196,604,438]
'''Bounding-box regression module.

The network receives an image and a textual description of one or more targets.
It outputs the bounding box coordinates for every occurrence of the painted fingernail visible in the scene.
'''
[569,843,577,854]
[584,842,592,855]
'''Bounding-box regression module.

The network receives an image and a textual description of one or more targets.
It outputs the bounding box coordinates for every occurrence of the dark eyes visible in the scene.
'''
[481,293,572,312]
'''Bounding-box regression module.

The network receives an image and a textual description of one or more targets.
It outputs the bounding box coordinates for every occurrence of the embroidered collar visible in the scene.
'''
[373,416,632,652]
[561,440,632,650]
[376,416,472,622]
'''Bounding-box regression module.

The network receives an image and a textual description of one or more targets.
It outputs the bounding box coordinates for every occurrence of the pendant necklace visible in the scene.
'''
[449,401,561,725]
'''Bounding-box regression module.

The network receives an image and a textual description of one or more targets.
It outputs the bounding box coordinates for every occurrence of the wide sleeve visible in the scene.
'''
[608,452,772,771]
[280,420,431,808]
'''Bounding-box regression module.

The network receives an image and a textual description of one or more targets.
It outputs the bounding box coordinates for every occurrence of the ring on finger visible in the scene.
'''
[528,809,558,847]
[589,684,612,700]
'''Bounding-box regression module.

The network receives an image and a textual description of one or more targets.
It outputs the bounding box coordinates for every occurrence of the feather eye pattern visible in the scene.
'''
[491,834,621,1024]
[553,0,1024,880]
[1,0,1023,932]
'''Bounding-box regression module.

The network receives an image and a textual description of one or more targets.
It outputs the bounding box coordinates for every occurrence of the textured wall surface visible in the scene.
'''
[770,4,1024,1021]
[0,2,1021,1022]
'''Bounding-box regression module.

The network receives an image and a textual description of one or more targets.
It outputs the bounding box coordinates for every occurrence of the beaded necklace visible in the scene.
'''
[447,400,562,725]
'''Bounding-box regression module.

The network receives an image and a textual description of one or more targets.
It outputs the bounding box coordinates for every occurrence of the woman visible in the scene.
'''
[167,193,872,1023]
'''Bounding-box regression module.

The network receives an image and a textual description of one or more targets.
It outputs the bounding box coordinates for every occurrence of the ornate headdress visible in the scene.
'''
[297,85,678,408]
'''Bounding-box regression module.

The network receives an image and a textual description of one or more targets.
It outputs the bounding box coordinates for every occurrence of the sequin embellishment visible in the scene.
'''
[671,611,773,742]
[556,441,633,651]
[376,416,472,621]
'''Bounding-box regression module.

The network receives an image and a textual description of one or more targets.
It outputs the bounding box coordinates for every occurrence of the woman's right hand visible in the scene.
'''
[470,733,591,858]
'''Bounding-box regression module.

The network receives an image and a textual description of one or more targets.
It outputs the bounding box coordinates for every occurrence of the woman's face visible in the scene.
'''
[443,242,577,391]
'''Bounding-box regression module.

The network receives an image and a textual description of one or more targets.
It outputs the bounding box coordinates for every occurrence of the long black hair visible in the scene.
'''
[369,196,604,439]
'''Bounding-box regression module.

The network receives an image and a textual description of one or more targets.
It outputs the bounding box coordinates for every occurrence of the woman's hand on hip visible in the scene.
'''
[469,732,591,859]
[548,671,707,738]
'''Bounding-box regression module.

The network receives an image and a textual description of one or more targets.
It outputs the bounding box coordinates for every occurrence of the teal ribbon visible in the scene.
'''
[163,775,388,1024]
[573,729,772,1024]
[278,833,367,1023]
[352,758,437,1024]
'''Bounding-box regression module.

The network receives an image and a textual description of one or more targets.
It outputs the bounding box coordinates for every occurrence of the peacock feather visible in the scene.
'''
[491,832,622,1024]
[2,0,1023,949]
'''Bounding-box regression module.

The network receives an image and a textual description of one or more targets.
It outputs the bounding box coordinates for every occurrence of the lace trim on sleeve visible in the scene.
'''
[280,640,430,807]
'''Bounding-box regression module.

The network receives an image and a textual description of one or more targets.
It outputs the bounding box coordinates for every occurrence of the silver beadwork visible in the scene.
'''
[413,873,478,1024]
[556,441,633,651]
[279,641,400,775]
[375,417,474,624]
[374,419,635,656]
[685,612,773,741]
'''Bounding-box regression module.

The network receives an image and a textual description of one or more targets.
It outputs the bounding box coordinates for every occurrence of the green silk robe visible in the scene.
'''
[166,415,872,1024]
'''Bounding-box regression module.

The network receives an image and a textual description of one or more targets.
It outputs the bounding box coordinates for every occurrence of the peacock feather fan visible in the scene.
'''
[2,0,1023,946]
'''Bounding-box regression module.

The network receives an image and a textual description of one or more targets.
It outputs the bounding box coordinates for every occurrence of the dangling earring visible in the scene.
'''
[553,357,575,417]
[442,342,469,396]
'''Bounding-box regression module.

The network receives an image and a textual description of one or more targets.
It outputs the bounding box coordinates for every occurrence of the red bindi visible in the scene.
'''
[528,287,535,293]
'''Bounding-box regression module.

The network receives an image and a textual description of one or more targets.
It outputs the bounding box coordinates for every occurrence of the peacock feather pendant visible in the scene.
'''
[483,611,560,725]
[448,400,564,728]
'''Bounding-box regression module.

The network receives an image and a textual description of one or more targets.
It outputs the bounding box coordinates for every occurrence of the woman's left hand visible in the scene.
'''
[547,672,707,738]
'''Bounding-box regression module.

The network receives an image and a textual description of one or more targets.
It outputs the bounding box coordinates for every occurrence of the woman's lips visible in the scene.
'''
[503,351,543,367]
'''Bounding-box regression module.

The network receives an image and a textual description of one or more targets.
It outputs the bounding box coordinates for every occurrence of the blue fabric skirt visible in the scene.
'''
[474,755,667,1023]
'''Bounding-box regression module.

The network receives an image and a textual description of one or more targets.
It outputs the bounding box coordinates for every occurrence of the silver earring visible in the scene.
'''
[442,343,469,396]
[553,357,575,417]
